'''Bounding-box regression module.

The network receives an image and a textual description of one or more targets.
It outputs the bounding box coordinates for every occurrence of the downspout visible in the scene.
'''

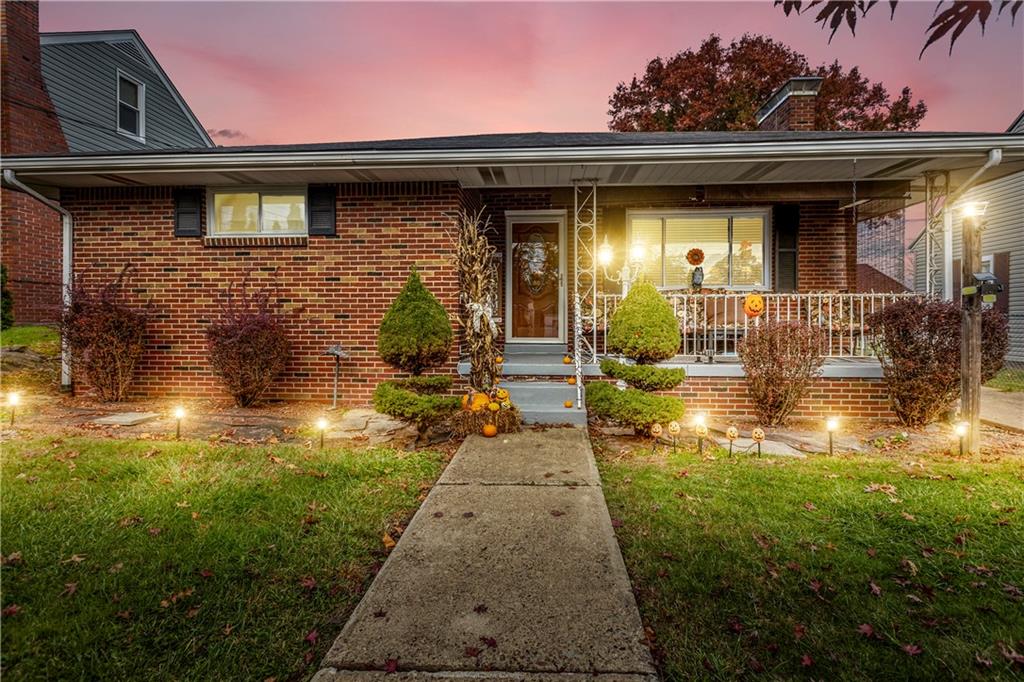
[942,149,1003,300]
[2,169,73,389]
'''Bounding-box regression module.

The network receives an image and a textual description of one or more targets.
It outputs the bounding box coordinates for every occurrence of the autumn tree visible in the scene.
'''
[775,1,1022,57]
[608,34,927,132]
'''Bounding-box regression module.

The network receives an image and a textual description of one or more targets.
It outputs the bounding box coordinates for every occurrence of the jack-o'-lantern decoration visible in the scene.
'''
[726,425,739,441]
[482,423,498,438]
[743,293,765,318]
[667,421,681,437]
[751,427,766,443]
[650,422,664,438]
[495,388,509,401]
[488,401,500,412]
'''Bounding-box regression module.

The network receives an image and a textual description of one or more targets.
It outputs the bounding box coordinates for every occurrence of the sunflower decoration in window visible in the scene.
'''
[686,247,705,291]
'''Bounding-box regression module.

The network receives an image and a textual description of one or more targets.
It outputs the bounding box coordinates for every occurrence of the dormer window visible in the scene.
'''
[117,71,145,141]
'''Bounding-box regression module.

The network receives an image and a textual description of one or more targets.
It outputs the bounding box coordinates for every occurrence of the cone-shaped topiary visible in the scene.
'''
[378,267,453,375]
[606,281,681,364]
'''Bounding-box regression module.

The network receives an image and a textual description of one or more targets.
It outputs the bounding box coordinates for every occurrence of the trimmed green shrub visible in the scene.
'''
[600,358,686,392]
[373,381,460,432]
[378,268,453,375]
[390,375,453,394]
[606,282,680,364]
[587,381,685,435]
[1,265,13,330]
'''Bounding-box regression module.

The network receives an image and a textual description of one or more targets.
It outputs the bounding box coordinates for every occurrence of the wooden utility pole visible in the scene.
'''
[961,213,983,455]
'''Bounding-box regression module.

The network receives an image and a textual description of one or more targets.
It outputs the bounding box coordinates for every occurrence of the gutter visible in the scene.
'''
[2,134,1022,175]
[941,149,1003,300]
[2,170,73,389]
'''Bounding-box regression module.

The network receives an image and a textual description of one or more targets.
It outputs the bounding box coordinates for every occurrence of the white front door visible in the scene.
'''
[505,211,566,343]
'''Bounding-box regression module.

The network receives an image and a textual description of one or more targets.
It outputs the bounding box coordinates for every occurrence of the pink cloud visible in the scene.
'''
[40,2,1023,144]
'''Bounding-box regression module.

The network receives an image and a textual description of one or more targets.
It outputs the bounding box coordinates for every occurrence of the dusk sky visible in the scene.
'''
[41,1,1024,146]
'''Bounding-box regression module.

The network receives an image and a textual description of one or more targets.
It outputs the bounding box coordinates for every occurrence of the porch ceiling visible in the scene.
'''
[5,133,1023,203]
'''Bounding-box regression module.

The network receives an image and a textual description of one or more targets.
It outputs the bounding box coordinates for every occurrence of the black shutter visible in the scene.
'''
[173,188,202,237]
[307,185,337,236]
[775,204,799,293]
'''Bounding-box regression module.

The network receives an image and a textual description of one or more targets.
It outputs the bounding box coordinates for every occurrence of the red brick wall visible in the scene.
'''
[1,189,62,323]
[676,376,892,420]
[61,183,466,403]
[1,0,68,324]
[757,95,817,132]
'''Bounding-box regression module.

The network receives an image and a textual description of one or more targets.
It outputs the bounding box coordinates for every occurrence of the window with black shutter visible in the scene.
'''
[173,188,202,237]
[307,185,337,236]
[775,204,799,292]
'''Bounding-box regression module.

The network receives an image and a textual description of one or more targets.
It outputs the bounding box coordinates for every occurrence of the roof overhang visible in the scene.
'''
[5,134,1023,203]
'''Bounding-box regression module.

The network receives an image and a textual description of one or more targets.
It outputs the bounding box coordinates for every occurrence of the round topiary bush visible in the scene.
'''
[606,282,680,364]
[378,268,453,375]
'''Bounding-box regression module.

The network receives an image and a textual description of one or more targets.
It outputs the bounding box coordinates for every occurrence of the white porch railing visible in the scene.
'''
[596,292,923,359]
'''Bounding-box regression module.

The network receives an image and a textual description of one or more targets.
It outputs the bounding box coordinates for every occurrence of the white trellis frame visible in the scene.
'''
[572,180,598,365]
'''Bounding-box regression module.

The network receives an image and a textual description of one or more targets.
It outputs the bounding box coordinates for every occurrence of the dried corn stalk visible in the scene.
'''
[452,209,499,390]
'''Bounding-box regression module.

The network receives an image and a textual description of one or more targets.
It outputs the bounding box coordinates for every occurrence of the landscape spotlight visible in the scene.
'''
[825,416,839,456]
[8,391,22,426]
[316,417,329,449]
[693,413,709,455]
[954,421,968,457]
[173,405,186,439]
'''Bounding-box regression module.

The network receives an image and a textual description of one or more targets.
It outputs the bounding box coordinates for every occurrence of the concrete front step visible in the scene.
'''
[503,381,587,426]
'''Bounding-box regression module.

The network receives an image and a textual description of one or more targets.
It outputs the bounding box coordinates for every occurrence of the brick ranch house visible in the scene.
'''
[4,78,1022,421]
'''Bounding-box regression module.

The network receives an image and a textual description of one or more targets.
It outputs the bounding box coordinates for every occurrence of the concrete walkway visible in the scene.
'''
[313,429,657,681]
[981,387,1024,433]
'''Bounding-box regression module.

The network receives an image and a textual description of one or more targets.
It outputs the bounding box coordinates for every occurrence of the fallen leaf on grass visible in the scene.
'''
[1002,583,1023,601]
[300,576,317,592]
[2,552,23,566]
[62,554,87,564]
[999,642,1024,666]
[223,623,234,636]
[902,643,923,656]
[857,623,876,638]
[611,518,624,528]
[901,559,919,576]
[186,606,200,619]
[793,623,806,640]
[109,562,124,573]
[900,512,916,521]
[866,548,878,558]
[148,528,162,537]
[2,604,22,617]
[803,501,817,511]
[305,629,319,645]
[382,533,396,550]
[975,653,993,668]
[801,654,814,667]
[869,581,883,597]
[119,515,143,528]
[115,609,131,620]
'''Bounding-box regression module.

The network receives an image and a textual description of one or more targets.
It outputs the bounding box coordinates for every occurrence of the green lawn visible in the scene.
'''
[0,437,445,681]
[595,439,1024,680]
[986,367,1024,393]
[0,325,60,355]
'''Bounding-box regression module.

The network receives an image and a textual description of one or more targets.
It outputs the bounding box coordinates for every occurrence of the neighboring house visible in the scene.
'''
[908,111,1024,365]
[5,70,1024,418]
[0,0,212,324]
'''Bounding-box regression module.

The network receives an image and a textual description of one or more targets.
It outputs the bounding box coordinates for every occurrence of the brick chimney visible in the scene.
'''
[755,76,823,132]
[1,0,67,154]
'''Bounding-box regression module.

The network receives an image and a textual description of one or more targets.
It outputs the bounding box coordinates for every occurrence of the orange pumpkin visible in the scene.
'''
[743,293,765,318]
[482,423,498,438]
[563,355,573,364]
[564,400,574,408]
[460,394,470,410]
[567,376,577,385]
[495,355,504,364]
[470,393,490,412]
